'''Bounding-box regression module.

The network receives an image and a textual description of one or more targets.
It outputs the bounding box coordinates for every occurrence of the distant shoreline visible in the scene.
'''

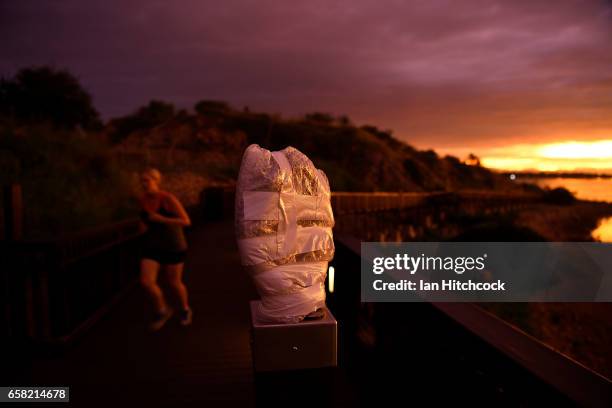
[513,199,612,241]
[498,171,612,179]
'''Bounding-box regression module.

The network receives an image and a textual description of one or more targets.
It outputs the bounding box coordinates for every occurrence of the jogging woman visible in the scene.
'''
[138,168,192,330]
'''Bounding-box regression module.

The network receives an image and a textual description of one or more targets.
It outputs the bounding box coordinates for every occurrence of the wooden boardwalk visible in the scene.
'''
[14,218,580,407]
[25,221,259,406]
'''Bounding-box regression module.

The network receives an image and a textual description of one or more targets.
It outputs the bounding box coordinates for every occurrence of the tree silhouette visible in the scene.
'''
[337,115,352,126]
[304,112,334,124]
[465,153,481,166]
[107,100,175,143]
[0,66,101,130]
[194,100,231,116]
[134,100,175,124]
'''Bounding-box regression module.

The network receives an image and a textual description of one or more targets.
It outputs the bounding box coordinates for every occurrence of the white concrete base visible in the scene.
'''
[249,300,338,372]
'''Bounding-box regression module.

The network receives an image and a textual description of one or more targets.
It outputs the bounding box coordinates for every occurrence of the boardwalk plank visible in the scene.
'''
[28,221,258,407]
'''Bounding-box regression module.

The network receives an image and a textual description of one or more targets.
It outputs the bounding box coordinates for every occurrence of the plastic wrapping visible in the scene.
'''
[235,144,335,323]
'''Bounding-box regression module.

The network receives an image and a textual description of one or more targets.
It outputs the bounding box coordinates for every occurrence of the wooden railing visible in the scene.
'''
[332,234,612,407]
[194,188,541,220]
[330,190,540,240]
[1,219,143,343]
[0,187,542,345]
[0,197,213,345]
[330,190,539,215]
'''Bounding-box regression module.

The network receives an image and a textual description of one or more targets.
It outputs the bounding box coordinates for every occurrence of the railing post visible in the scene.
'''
[3,183,23,241]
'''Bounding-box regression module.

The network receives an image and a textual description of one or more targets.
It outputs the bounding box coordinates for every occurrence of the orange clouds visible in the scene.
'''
[439,139,612,172]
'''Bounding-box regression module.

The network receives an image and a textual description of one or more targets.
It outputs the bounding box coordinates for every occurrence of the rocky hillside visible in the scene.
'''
[108,101,531,204]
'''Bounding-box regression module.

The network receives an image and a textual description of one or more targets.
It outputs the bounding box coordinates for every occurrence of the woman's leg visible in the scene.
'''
[140,258,168,313]
[165,263,189,310]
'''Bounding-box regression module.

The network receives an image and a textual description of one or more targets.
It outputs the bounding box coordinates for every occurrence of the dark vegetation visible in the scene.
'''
[2,67,608,379]
[0,124,134,239]
[542,187,577,205]
[1,66,551,238]
[0,66,101,130]
[109,96,529,193]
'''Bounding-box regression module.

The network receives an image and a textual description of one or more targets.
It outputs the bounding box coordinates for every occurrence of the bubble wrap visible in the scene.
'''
[235,144,335,323]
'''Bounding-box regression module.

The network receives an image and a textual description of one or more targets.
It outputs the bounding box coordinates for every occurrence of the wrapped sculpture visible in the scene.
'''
[235,144,335,323]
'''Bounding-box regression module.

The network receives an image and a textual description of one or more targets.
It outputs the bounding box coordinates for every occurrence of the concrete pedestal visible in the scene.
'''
[249,300,338,372]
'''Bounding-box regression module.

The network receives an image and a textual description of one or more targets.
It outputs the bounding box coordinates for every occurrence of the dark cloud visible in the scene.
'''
[1,0,611,150]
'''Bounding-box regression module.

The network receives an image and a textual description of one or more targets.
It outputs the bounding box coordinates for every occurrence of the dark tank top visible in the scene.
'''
[139,191,188,252]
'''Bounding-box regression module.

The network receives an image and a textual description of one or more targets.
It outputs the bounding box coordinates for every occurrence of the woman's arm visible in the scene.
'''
[148,194,191,227]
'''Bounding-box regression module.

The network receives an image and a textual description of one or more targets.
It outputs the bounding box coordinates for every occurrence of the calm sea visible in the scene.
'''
[592,218,612,242]
[529,177,612,242]
[525,177,612,242]
[528,177,612,203]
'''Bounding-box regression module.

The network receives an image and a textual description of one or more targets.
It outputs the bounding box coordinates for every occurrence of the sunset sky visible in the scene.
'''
[1,0,611,172]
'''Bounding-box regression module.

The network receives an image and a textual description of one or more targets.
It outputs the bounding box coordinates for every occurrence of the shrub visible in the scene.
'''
[0,123,135,239]
[107,100,175,143]
[194,100,231,116]
[543,187,576,205]
[0,66,101,130]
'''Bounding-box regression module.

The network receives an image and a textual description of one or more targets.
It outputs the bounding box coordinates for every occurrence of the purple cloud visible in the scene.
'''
[1,0,611,151]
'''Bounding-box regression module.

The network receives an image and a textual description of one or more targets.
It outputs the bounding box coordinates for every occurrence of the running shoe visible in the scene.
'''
[179,307,193,326]
[149,308,173,331]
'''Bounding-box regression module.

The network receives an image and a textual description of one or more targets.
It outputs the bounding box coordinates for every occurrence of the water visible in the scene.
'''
[528,177,612,202]
[592,217,612,242]
[523,177,612,242]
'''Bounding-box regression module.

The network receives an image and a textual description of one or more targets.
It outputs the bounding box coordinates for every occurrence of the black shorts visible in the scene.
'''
[141,248,187,265]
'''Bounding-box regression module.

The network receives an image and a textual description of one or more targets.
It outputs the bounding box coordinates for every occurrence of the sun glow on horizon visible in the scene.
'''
[538,141,612,160]
[438,139,612,172]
